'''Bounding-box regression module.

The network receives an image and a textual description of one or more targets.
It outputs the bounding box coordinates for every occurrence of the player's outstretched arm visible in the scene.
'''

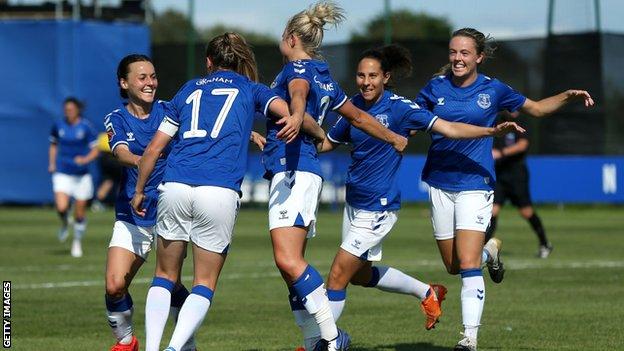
[112,144,141,168]
[270,98,302,144]
[521,89,594,118]
[131,131,171,217]
[432,119,525,139]
[337,100,407,153]
[48,143,57,173]
[74,147,100,166]
[301,112,326,143]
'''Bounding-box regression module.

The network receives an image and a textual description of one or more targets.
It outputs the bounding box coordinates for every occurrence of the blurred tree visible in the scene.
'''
[150,9,198,44]
[351,9,451,42]
[200,24,277,45]
[151,9,276,45]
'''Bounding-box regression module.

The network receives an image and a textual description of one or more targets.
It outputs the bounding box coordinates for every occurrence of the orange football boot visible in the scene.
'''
[421,284,448,330]
[110,335,138,351]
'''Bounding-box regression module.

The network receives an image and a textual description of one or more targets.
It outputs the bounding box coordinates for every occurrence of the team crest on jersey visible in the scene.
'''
[375,114,389,127]
[477,94,491,109]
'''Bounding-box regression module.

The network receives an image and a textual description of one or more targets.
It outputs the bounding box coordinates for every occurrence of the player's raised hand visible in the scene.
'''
[130,192,146,217]
[275,114,302,144]
[492,121,525,137]
[250,131,267,151]
[565,90,594,107]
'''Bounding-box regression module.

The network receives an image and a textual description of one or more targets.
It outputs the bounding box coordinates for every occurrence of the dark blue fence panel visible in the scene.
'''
[0,20,149,204]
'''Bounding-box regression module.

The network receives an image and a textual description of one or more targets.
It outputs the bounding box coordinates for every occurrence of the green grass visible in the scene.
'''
[1,204,623,350]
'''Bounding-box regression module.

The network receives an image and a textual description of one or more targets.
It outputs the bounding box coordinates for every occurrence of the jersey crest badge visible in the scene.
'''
[477,94,491,109]
[375,114,389,127]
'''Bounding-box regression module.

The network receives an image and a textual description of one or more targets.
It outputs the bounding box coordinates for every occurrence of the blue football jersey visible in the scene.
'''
[160,70,278,191]
[49,118,98,175]
[104,101,171,227]
[416,74,526,191]
[263,59,348,179]
[328,91,438,211]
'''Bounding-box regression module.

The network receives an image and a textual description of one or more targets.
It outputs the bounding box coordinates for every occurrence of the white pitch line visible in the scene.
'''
[9,259,624,290]
[12,271,283,290]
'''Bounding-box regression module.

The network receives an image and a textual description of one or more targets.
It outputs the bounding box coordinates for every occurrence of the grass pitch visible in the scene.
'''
[1,204,622,350]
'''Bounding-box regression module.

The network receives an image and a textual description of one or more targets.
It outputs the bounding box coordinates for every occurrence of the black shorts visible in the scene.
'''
[99,152,123,182]
[494,164,532,208]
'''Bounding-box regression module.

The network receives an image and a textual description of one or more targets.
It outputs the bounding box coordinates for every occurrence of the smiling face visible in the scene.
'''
[356,57,389,105]
[119,61,157,105]
[448,35,483,81]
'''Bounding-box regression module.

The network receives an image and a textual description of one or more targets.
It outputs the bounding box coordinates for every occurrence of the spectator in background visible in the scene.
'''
[91,132,123,212]
[486,111,553,258]
[48,97,99,257]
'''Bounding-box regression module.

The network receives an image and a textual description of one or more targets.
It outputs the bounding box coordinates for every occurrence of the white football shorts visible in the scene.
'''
[108,220,154,260]
[268,171,322,238]
[155,182,240,253]
[340,204,398,262]
[429,185,494,240]
[52,172,93,200]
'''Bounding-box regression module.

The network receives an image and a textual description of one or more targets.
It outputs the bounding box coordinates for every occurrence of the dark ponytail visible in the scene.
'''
[359,44,412,88]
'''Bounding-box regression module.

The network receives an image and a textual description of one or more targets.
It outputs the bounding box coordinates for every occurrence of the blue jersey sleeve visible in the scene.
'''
[158,92,183,137]
[396,99,439,133]
[414,79,437,111]
[327,117,351,144]
[330,84,348,111]
[253,82,279,117]
[496,80,527,112]
[85,121,98,148]
[105,111,128,152]
[49,123,59,144]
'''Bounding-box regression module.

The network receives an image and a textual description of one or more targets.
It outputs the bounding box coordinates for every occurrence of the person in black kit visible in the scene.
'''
[485,111,553,258]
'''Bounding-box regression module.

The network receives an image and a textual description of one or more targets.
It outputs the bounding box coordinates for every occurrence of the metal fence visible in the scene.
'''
[153,33,624,155]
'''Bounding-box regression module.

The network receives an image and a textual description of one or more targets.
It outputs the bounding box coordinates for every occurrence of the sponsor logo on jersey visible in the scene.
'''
[351,239,362,250]
[477,93,491,109]
[126,132,135,141]
[437,97,445,105]
[313,75,334,91]
[279,209,289,220]
[476,215,484,224]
